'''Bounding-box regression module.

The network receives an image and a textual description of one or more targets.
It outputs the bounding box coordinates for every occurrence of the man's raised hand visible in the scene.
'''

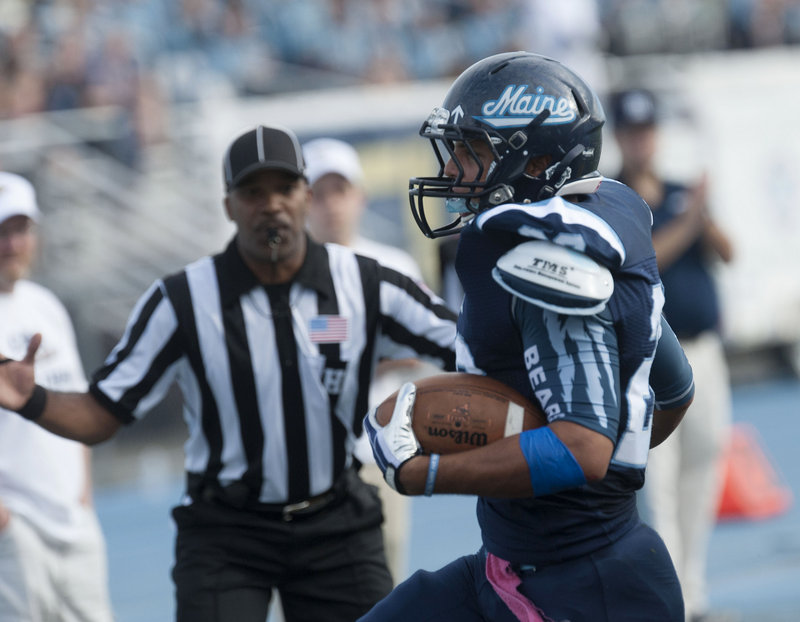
[0,333,41,411]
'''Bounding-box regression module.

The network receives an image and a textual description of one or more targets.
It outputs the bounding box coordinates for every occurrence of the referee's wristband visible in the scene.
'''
[423,453,440,497]
[17,385,47,421]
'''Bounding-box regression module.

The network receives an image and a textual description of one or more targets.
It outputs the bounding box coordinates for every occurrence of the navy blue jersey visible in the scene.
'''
[454,178,693,565]
[652,182,721,337]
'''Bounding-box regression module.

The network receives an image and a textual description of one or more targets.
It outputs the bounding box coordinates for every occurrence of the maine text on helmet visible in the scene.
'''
[479,85,576,128]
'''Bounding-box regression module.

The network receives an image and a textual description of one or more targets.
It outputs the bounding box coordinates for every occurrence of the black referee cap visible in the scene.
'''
[223,125,305,191]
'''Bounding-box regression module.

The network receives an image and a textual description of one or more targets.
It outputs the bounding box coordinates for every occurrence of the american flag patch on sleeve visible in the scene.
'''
[309,315,349,343]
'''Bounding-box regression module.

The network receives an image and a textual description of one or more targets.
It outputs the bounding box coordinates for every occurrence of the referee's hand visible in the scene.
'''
[363,382,422,494]
[0,333,40,412]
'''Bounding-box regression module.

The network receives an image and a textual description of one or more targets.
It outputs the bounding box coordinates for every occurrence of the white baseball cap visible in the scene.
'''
[302,138,364,187]
[0,172,41,225]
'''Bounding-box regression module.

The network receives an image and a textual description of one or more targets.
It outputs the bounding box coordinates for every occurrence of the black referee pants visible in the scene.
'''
[171,471,393,622]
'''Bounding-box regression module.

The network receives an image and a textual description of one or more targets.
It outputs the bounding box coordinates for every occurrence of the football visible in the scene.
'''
[374,373,546,455]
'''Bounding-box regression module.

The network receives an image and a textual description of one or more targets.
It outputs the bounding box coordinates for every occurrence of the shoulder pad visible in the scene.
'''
[492,241,614,315]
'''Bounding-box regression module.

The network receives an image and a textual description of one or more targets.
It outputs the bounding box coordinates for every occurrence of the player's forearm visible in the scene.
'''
[398,436,534,498]
[398,422,613,497]
[35,390,121,445]
[650,401,692,448]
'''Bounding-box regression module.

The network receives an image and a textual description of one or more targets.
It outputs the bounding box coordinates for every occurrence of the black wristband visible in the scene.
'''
[17,385,47,420]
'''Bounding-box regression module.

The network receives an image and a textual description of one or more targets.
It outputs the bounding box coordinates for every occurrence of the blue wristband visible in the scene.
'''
[519,427,586,496]
[424,453,440,496]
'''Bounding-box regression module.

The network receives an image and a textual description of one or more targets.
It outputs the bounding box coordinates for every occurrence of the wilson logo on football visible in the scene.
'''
[426,427,489,448]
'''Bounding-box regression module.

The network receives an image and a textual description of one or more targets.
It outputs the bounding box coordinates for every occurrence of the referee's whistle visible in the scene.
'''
[267,228,282,262]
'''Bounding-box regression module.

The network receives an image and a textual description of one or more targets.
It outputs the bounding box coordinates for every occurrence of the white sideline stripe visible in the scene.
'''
[504,402,525,437]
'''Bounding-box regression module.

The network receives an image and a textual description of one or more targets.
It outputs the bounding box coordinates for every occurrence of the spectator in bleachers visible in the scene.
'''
[84,28,146,168]
[44,29,90,112]
[0,18,45,119]
[361,0,413,83]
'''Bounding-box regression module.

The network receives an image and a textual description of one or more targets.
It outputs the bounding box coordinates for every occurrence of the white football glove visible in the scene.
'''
[363,382,422,493]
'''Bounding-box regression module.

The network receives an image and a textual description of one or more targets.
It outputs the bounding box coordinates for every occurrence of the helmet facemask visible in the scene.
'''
[410,107,555,239]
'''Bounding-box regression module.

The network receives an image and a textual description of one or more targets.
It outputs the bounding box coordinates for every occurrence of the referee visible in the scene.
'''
[0,125,458,622]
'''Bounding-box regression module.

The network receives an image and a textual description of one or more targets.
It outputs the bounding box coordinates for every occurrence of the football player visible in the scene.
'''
[363,52,695,622]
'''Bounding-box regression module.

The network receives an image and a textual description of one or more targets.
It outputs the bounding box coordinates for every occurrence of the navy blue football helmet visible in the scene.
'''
[410,52,606,238]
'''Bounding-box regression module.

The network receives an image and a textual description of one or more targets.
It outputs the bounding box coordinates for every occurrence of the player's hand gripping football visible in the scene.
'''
[364,382,422,493]
[0,333,40,411]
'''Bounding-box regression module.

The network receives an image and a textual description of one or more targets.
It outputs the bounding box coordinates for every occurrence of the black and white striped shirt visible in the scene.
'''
[89,237,456,505]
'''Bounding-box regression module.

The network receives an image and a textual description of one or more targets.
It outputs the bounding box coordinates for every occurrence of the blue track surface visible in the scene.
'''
[94,377,800,622]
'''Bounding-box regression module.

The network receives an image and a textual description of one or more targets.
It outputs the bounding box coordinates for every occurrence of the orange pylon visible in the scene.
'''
[716,423,792,521]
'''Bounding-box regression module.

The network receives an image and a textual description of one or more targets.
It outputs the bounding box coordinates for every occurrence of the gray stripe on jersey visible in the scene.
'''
[543,312,617,429]
[476,198,626,265]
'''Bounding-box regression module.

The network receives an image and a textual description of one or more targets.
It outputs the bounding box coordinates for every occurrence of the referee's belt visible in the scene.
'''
[187,472,349,521]
[267,490,340,521]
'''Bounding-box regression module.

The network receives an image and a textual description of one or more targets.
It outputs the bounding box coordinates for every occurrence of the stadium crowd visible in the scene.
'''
[3,0,800,115]
[2,0,800,169]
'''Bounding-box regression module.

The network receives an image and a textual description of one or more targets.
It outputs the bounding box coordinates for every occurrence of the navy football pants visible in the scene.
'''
[359,521,683,622]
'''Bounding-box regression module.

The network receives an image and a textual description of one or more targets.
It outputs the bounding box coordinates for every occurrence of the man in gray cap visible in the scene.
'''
[0,172,113,621]
[0,127,457,621]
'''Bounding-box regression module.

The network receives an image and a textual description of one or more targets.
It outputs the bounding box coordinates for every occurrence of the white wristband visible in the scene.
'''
[424,453,440,497]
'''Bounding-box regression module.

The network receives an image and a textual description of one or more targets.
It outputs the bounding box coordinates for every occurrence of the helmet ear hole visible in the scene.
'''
[525,155,552,178]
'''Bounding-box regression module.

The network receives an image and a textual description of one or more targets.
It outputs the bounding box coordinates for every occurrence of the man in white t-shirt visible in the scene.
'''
[0,172,113,621]
[303,138,441,583]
